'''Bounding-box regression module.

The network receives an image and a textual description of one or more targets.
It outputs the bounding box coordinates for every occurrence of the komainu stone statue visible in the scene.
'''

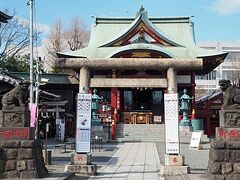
[219,79,240,109]
[1,81,29,108]
[207,80,240,179]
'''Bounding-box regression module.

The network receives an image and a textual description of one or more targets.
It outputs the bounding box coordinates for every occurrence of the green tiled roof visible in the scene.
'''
[57,8,225,60]
[57,7,227,74]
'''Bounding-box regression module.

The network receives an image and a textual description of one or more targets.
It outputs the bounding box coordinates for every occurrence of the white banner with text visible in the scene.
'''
[76,93,92,153]
[164,93,180,154]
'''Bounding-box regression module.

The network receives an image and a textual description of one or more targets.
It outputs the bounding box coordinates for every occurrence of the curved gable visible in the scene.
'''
[100,7,183,48]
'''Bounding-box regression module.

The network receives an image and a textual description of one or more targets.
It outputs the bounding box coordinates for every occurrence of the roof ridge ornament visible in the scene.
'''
[136,5,148,17]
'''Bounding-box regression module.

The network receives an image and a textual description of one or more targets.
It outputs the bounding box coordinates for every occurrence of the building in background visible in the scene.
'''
[195,42,240,99]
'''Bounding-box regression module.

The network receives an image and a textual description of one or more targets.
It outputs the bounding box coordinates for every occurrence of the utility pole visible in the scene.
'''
[29,0,34,104]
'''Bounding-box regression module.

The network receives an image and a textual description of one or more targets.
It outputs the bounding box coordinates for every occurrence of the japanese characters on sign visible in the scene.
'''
[76,93,92,153]
[164,93,180,154]
[190,132,202,149]
[0,128,30,140]
[217,127,240,140]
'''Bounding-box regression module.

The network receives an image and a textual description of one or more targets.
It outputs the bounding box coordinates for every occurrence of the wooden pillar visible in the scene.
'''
[111,88,117,140]
[206,100,211,136]
[191,72,196,110]
[79,66,90,93]
[111,88,117,111]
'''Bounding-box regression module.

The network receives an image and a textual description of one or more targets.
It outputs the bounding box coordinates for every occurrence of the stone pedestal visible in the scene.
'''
[160,154,189,176]
[207,109,240,179]
[0,140,48,179]
[219,109,240,127]
[207,140,240,179]
[179,125,193,133]
[65,153,97,175]
[71,153,91,165]
[0,107,30,127]
[165,154,184,166]
[0,106,48,178]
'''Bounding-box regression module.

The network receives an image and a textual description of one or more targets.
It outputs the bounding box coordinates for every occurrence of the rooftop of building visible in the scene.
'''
[0,11,12,23]
[57,6,228,74]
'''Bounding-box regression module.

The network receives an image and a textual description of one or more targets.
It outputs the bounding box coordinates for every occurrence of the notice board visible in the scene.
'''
[76,93,92,153]
[164,93,180,154]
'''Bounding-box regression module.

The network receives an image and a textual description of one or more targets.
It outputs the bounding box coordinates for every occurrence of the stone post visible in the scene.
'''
[79,66,90,93]
[161,68,189,176]
[65,66,97,175]
[167,67,177,93]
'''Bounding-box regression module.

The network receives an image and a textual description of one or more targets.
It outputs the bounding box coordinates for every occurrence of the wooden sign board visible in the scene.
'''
[190,132,202,150]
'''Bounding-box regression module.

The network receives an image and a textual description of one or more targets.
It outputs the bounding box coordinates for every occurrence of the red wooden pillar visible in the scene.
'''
[206,100,211,136]
[88,88,93,94]
[191,72,196,110]
[111,88,117,112]
[111,88,117,140]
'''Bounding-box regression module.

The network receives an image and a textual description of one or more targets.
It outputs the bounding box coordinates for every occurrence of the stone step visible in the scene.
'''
[115,124,210,143]
[115,138,165,142]
[115,124,165,142]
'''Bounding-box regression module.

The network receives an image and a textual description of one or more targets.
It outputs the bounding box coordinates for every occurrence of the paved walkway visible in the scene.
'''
[89,142,163,180]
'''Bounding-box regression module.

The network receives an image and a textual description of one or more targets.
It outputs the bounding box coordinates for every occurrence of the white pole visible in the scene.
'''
[29,0,34,104]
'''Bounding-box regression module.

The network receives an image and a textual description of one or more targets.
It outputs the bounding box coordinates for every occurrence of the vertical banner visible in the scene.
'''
[164,93,180,154]
[117,90,120,111]
[76,93,92,153]
[30,103,37,127]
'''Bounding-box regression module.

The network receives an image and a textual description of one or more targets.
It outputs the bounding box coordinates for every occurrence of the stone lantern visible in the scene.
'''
[179,89,192,127]
[91,89,102,126]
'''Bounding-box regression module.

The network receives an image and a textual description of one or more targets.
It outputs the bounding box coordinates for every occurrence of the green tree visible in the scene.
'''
[4,54,30,72]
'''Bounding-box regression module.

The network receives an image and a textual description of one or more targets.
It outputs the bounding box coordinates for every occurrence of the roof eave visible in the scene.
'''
[57,52,86,58]
[0,11,12,23]
[196,52,228,74]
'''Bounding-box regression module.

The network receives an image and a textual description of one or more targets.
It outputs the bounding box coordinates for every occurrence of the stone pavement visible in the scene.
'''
[89,142,162,180]
[40,140,120,180]
[39,139,209,180]
[88,142,208,180]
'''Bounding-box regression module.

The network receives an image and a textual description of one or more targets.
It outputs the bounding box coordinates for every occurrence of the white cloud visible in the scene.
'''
[18,16,50,34]
[212,0,240,15]
[35,22,50,35]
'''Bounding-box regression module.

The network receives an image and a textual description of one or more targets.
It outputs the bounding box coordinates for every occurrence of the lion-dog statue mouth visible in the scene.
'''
[219,79,232,92]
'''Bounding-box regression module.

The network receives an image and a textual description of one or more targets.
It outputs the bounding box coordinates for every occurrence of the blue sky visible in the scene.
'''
[1,0,240,42]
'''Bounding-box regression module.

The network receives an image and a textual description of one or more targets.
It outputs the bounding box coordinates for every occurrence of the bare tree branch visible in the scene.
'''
[0,10,41,71]
[65,17,89,51]
[45,17,90,72]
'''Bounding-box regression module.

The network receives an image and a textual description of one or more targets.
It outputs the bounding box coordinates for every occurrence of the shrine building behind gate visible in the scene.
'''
[57,7,227,128]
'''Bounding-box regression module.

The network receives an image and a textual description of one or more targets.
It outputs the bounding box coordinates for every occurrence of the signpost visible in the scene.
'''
[189,132,202,149]
[164,93,180,154]
[76,93,92,153]
[65,93,97,174]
